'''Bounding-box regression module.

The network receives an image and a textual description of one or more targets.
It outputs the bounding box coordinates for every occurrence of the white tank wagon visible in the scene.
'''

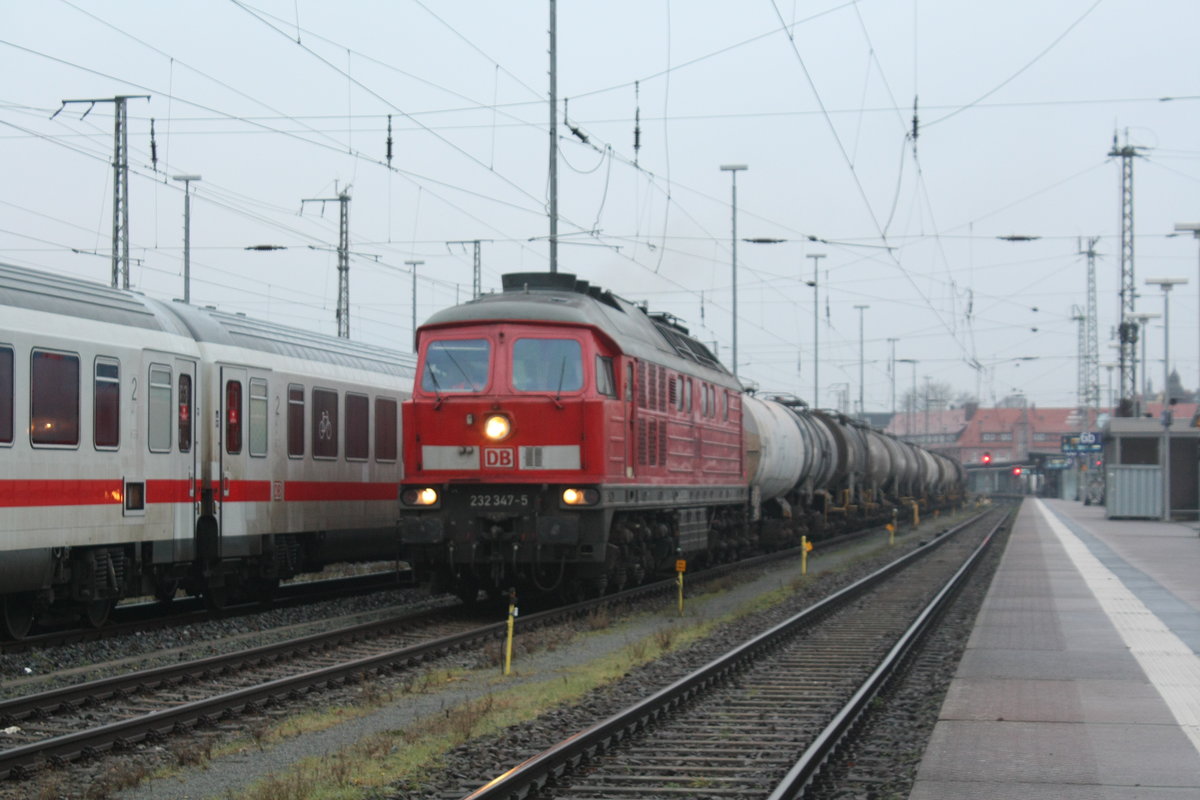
[740,394,965,545]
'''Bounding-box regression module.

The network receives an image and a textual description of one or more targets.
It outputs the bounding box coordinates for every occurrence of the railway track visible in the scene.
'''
[448,507,1009,799]
[0,568,415,654]
[0,531,861,783]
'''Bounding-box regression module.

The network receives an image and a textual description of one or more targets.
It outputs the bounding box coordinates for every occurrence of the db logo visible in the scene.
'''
[483,447,516,469]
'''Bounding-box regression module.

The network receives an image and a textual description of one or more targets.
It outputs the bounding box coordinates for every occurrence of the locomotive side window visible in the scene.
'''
[225,380,243,454]
[512,338,582,392]
[148,365,172,453]
[287,384,304,457]
[312,388,338,459]
[595,356,616,398]
[31,350,79,446]
[249,378,268,457]
[423,339,489,393]
[374,397,398,462]
[625,362,633,402]
[0,345,11,444]
[178,374,192,453]
[94,359,120,449]
[345,393,369,460]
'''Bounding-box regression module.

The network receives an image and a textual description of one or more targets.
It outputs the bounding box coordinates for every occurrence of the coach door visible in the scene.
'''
[218,365,249,556]
[172,357,198,558]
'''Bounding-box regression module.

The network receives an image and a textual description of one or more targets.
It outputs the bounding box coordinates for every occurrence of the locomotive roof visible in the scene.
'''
[420,272,738,387]
[1,263,415,379]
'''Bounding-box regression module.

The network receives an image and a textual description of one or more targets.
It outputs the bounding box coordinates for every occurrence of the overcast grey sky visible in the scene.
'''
[3,0,1198,412]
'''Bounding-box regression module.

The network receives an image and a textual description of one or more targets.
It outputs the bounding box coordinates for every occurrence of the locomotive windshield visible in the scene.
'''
[512,338,583,392]
[422,339,490,393]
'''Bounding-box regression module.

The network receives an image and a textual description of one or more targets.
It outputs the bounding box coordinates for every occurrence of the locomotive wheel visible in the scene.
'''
[1,593,35,640]
[82,599,114,629]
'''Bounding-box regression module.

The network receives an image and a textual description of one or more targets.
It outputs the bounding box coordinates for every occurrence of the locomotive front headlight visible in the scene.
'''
[402,487,440,506]
[483,414,511,441]
[561,488,599,506]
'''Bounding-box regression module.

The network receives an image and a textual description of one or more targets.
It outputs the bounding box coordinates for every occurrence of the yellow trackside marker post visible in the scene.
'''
[801,535,813,574]
[886,522,896,546]
[503,590,518,676]
[675,559,686,616]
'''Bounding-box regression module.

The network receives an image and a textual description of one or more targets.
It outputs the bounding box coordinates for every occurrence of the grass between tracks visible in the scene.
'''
[210,572,815,800]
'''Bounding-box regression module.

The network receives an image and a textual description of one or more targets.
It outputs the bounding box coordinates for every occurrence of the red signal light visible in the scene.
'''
[981,452,992,464]
[1012,466,1023,476]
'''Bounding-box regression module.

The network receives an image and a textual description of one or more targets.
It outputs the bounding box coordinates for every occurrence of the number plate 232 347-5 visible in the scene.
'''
[468,493,530,509]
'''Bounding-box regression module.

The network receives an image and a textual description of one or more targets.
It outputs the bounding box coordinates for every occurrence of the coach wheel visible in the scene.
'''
[82,599,114,629]
[205,584,232,611]
[1,593,35,640]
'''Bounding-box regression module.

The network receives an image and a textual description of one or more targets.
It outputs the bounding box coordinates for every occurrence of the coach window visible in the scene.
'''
[423,339,489,393]
[249,378,268,457]
[312,388,338,459]
[513,338,582,392]
[94,359,120,449]
[345,393,369,460]
[374,397,397,462]
[287,384,305,458]
[148,365,172,453]
[595,356,616,398]
[0,345,12,445]
[31,350,79,446]
[225,380,242,454]
[178,374,192,452]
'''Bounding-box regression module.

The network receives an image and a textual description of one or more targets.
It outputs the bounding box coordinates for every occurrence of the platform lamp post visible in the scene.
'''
[720,164,747,379]
[898,358,918,439]
[172,174,201,303]
[1128,312,1160,409]
[1146,276,1188,521]
[1174,222,1200,395]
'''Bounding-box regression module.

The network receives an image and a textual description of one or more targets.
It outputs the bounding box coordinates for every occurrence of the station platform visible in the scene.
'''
[908,497,1200,799]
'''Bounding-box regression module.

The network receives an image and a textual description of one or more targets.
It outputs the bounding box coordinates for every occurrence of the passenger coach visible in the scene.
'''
[0,264,415,638]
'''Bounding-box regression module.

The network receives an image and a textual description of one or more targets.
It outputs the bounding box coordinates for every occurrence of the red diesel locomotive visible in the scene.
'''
[399,272,748,601]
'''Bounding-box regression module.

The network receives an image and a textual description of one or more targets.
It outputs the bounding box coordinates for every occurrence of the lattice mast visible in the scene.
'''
[1079,237,1102,425]
[1109,131,1143,416]
[54,95,149,289]
[301,190,352,338]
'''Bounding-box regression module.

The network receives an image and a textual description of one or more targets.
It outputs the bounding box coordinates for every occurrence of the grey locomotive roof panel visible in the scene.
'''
[420,272,738,388]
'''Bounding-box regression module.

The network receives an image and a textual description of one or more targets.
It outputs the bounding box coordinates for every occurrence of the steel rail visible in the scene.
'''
[458,508,999,800]
[765,506,1012,799]
[0,527,862,780]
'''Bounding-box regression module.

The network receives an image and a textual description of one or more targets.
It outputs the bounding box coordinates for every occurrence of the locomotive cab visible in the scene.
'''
[400,319,621,601]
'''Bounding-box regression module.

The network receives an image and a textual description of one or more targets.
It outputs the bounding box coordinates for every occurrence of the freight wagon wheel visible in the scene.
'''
[1,593,35,640]
[82,599,114,629]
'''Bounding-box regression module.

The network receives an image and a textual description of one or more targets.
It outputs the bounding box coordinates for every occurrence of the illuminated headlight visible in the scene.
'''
[402,487,440,506]
[483,414,512,441]
[561,488,599,506]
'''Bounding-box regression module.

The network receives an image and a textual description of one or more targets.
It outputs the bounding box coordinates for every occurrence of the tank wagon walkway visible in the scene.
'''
[909,498,1200,799]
